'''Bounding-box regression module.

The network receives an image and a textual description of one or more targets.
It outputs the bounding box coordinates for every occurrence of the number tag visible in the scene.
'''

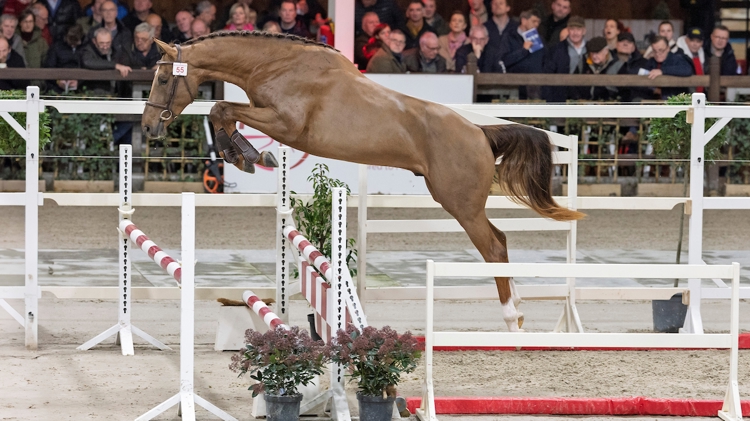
[172,63,188,76]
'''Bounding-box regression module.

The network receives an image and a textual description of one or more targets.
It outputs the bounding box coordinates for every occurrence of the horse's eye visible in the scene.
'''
[158,77,168,86]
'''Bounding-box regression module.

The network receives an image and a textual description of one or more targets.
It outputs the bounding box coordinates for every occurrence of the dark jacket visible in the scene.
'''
[454,43,502,73]
[280,18,313,39]
[644,51,693,98]
[538,13,568,53]
[402,47,447,73]
[354,33,372,70]
[542,38,585,103]
[80,42,123,94]
[41,0,82,44]
[572,54,624,101]
[21,28,49,68]
[354,0,405,36]
[427,14,449,36]
[497,24,543,74]
[704,45,738,75]
[128,42,159,69]
[366,44,406,73]
[616,49,650,102]
[401,19,436,50]
[484,16,514,49]
[87,21,132,54]
[43,39,82,93]
[122,10,171,42]
[171,27,189,44]
[0,49,28,90]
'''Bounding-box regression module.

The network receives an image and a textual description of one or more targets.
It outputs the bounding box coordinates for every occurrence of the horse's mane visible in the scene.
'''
[178,30,338,52]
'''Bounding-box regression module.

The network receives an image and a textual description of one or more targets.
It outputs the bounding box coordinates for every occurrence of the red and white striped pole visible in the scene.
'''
[119,220,182,285]
[243,290,289,331]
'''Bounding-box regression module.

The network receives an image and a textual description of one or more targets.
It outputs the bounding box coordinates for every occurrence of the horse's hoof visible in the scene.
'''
[260,151,278,168]
[517,313,524,329]
[231,129,261,164]
[233,157,256,174]
[216,128,239,164]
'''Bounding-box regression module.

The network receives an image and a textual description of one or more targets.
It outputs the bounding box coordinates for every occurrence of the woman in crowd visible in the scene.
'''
[363,23,391,66]
[603,18,627,50]
[224,2,255,31]
[438,11,468,72]
[18,9,47,68]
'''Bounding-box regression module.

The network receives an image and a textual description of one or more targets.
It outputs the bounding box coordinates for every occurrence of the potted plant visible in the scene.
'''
[230,326,331,421]
[330,324,421,421]
[290,163,357,338]
[647,93,727,332]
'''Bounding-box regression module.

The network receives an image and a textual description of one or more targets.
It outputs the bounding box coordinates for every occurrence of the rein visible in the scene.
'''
[145,44,196,121]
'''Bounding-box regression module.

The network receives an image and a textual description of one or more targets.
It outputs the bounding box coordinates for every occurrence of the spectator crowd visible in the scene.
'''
[0,0,742,104]
[355,0,742,102]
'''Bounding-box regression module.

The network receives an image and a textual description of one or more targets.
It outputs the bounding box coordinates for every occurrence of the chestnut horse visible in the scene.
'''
[142,32,584,331]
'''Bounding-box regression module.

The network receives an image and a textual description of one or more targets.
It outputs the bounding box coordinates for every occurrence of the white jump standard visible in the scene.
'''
[78,145,169,355]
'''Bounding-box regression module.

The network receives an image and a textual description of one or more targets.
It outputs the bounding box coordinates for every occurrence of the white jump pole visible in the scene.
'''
[24,86,40,350]
[78,144,169,355]
[137,192,236,421]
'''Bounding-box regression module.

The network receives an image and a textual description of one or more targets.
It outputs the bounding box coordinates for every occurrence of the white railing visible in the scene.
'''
[416,261,742,421]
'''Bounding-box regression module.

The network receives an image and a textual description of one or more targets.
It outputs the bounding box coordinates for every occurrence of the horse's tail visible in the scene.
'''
[479,124,585,222]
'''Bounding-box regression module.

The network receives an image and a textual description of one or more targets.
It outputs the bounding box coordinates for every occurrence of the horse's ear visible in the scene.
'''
[154,39,175,57]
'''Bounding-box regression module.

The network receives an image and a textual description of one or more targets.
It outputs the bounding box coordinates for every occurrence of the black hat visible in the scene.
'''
[587,36,608,53]
[617,32,635,44]
[686,27,704,41]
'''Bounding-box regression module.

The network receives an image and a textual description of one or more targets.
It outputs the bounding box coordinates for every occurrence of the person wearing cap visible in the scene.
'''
[677,27,706,92]
[572,36,623,101]
[615,31,649,102]
[644,21,679,59]
[643,35,693,99]
[705,25,739,76]
[542,15,585,102]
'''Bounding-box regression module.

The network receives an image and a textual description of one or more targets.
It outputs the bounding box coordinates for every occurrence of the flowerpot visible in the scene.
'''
[652,293,688,333]
[264,393,302,421]
[357,391,396,421]
[308,313,322,341]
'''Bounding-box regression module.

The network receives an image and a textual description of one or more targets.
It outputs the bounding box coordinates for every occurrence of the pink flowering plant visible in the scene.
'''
[330,324,422,396]
[229,326,331,397]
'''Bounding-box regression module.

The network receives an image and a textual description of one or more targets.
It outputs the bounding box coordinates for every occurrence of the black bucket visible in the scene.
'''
[652,293,688,333]
[265,393,302,421]
[307,313,322,341]
[357,392,396,421]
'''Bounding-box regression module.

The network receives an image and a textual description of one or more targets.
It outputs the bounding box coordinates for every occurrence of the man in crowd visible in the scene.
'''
[498,9,542,98]
[81,27,131,93]
[367,28,406,72]
[44,24,83,93]
[467,0,487,27]
[677,27,706,81]
[706,25,738,75]
[40,0,82,43]
[542,15,585,102]
[355,12,379,70]
[643,35,693,98]
[278,0,311,38]
[644,21,679,58]
[403,31,446,72]
[484,0,511,48]
[615,32,649,102]
[572,36,623,101]
[401,0,435,50]
[190,16,210,39]
[76,0,104,35]
[129,22,158,69]
[195,0,216,30]
[31,3,52,45]
[145,13,164,41]
[88,1,131,53]
[354,0,404,37]
[1,14,26,63]
[0,36,28,90]
[122,0,170,42]
[538,0,570,53]
[423,0,447,36]
[454,24,501,73]
[172,9,194,44]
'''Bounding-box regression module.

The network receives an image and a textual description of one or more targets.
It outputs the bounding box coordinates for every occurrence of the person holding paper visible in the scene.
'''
[496,9,542,98]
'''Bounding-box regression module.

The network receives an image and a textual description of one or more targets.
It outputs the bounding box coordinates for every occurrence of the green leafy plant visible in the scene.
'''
[727,118,750,184]
[230,326,331,397]
[0,90,52,180]
[46,107,116,180]
[330,324,421,397]
[648,93,728,286]
[290,163,357,277]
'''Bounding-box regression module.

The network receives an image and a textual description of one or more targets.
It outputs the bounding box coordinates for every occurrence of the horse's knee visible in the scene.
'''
[209,101,229,122]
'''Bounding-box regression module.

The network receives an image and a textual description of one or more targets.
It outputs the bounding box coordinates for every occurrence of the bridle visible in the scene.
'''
[145,44,195,121]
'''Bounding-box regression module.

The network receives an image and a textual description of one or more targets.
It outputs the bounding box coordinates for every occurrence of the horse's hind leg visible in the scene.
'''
[487,223,523,326]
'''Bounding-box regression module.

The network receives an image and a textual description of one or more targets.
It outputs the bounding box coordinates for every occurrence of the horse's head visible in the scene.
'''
[142,39,200,139]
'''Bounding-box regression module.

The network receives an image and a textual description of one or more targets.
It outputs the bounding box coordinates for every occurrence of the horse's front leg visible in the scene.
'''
[209,101,279,173]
